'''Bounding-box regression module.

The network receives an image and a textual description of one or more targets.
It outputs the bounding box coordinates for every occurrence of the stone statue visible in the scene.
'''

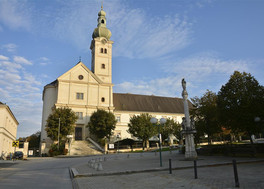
[182,78,186,91]
[181,78,197,159]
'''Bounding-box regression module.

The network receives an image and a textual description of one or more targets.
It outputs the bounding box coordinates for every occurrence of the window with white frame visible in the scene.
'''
[76,112,83,119]
[116,116,121,123]
[76,92,84,100]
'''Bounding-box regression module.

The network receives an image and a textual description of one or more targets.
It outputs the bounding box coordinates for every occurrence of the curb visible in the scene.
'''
[69,167,80,189]
[71,159,264,178]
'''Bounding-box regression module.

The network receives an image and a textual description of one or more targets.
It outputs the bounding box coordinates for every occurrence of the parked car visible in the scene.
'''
[13,151,23,160]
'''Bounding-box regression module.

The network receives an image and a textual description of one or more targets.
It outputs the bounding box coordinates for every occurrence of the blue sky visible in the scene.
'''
[0,0,264,138]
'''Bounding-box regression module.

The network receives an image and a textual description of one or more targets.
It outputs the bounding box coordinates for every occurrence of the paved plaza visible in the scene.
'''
[1,151,264,189]
[72,151,264,189]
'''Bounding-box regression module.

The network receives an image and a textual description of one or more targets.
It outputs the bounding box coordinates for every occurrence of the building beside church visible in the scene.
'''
[0,102,19,158]
[40,7,187,154]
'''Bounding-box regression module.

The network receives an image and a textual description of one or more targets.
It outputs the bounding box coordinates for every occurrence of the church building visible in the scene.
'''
[40,7,187,154]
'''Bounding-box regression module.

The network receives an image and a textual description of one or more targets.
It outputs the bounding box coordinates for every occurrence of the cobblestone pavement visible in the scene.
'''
[72,151,264,189]
[76,162,264,189]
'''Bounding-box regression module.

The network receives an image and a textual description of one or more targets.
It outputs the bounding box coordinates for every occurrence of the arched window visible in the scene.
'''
[101,64,105,69]
[101,97,105,102]
[101,19,105,24]
[104,48,107,54]
[101,48,103,53]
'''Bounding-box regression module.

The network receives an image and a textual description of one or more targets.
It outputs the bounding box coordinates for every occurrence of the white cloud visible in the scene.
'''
[0,0,192,59]
[40,57,49,61]
[0,0,32,30]
[0,54,42,137]
[1,43,17,52]
[111,12,192,58]
[115,52,251,98]
[14,56,33,65]
[0,55,9,60]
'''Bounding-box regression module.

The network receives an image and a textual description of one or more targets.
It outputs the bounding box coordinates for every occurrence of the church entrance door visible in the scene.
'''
[75,127,82,140]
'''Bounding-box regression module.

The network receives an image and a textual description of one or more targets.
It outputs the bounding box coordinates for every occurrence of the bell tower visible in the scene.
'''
[90,6,113,84]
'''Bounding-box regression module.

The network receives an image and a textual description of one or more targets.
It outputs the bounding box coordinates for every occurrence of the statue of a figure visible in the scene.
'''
[182,78,186,91]
[181,117,186,130]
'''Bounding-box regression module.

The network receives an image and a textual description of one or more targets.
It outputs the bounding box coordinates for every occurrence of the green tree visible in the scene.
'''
[217,71,264,143]
[171,121,182,144]
[45,107,78,142]
[88,109,117,139]
[191,90,221,144]
[128,113,156,150]
[27,131,41,148]
[160,118,180,144]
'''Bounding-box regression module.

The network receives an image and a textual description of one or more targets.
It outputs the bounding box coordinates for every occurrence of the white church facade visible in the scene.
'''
[40,7,187,154]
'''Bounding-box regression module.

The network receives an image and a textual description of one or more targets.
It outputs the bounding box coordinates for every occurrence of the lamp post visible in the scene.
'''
[150,117,166,167]
[116,134,120,153]
[66,135,73,155]
[58,118,61,150]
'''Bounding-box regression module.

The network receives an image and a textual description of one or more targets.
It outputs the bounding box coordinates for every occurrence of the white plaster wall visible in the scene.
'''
[40,86,57,144]
[0,106,18,157]
[114,111,185,140]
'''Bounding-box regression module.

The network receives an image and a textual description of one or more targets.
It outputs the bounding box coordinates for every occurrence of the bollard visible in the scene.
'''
[95,158,99,163]
[100,157,103,162]
[127,154,130,158]
[104,157,107,161]
[140,152,143,157]
[169,159,172,174]
[94,163,98,170]
[97,163,103,171]
[194,160,198,179]
[88,160,91,167]
[232,159,240,187]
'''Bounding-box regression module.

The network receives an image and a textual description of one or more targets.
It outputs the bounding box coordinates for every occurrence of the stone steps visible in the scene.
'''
[70,140,103,156]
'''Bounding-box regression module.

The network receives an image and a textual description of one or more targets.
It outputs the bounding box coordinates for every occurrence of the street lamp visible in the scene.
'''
[116,134,120,153]
[150,117,166,167]
[58,118,61,150]
[66,135,73,155]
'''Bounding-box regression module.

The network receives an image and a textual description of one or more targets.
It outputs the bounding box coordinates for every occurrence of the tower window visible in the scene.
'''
[104,48,107,54]
[100,48,104,53]
[101,64,105,69]
[101,19,105,24]
[101,97,105,102]
[76,93,84,100]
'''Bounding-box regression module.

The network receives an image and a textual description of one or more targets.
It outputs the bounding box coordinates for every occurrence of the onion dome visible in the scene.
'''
[92,6,111,40]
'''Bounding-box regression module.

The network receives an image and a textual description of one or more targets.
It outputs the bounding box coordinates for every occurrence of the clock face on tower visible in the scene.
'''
[102,39,107,44]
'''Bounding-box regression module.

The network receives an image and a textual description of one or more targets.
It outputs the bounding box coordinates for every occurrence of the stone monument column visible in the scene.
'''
[181,78,197,159]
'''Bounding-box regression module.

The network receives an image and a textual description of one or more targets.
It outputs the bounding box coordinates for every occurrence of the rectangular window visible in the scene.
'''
[76,93,84,100]
[76,112,83,119]
[116,116,121,123]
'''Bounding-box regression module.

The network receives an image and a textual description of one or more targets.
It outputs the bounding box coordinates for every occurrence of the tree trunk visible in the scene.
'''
[104,139,108,154]
[146,140,149,150]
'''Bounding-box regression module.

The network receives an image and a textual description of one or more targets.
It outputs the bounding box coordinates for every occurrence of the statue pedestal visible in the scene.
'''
[184,134,197,160]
